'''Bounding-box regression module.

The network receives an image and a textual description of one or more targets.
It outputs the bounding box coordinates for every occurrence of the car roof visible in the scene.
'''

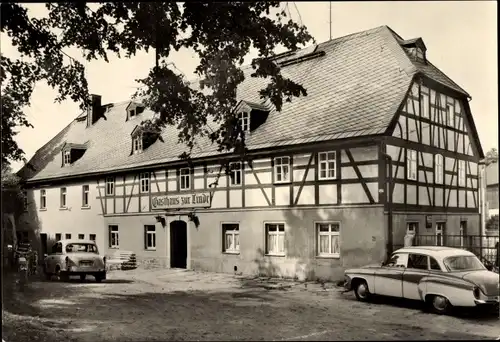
[58,239,97,245]
[394,246,475,259]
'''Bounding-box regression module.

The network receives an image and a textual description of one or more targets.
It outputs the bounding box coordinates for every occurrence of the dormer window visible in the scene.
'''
[238,111,250,132]
[234,100,271,133]
[63,150,71,165]
[133,134,143,154]
[401,38,427,64]
[61,142,87,167]
[126,102,145,121]
[130,125,160,155]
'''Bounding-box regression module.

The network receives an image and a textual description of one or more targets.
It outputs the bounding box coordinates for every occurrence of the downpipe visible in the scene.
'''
[384,153,394,260]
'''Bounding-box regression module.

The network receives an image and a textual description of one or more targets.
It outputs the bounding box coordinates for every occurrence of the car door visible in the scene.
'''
[46,242,62,273]
[402,253,430,300]
[374,253,408,297]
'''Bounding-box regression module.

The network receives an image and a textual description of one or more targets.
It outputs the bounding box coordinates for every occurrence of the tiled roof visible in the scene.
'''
[19,25,470,182]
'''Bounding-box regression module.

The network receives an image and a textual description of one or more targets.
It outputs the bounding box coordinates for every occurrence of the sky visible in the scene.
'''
[3,1,498,172]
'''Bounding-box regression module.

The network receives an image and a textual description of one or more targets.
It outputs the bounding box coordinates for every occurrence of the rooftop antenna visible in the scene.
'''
[329,2,332,40]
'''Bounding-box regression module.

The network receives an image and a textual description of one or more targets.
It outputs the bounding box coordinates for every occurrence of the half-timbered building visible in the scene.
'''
[18,26,484,281]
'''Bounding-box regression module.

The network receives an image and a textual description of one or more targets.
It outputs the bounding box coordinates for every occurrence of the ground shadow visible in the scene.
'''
[345,293,499,321]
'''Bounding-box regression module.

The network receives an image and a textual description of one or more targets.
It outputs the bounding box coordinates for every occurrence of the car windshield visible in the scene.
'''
[66,243,98,254]
[443,255,486,272]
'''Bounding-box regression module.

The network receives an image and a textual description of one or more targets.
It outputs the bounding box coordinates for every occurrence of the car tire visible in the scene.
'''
[45,272,52,281]
[56,267,69,282]
[95,276,103,283]
[354,280,371,302]
[80,274,86,281]
[428,295,450,315]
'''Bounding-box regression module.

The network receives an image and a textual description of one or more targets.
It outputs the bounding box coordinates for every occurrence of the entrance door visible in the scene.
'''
[170,220,187,269]
[40,233,48,256]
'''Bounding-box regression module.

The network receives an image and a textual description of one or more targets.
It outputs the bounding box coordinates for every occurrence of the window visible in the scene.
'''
[238,111,250,132]
[407,149,417,181]
[180,168,191,190]
[23,190,28,211]
[82,185,89,207]
[274,157,290,183]
[408,254,428,270]
[133,134,143,154]
[78,234,85,240]
[458,160,466,187]
[447,104,454,126]
[109,225,119,248]
[265,223,285,255]
[459,221,467,248]
[60,187,67,208]
[416,48,424,60]
[106,177,115,195]
[229,162,242,186]
[318,152,336,180]
[434,154,444,184]
[63,150,71,165]
[144,225,156,250]
[317,223,340,257]
[385,253,408,268]
[89,234,96,241]
[222,223,240,253]
[55,233,62,241]
[420,93,429,118]
[140,172,150,193]
[436,222,446,246]
[65,233,71,240]
[40,189,47,209]
[430,257,442,271]
[406,222,418,235]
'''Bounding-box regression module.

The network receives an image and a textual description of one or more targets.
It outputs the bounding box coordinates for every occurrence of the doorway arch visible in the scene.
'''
[170,220,187,269]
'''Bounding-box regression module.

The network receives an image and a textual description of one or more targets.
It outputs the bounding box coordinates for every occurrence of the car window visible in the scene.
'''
[408,254,428,270]
[385,253,408,268]
[66,243,98,253]
[443,255,486,272]
[50,242,61,254]
[430,257,441,271]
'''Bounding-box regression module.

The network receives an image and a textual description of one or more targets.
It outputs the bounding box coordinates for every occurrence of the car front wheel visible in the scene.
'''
[354,280,371,302]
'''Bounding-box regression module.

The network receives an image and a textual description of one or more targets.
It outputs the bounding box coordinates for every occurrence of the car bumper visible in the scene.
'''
[63,266,106,276]
[474,297,499,306]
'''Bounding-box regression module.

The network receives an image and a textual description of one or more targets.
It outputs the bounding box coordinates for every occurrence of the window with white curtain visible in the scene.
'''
[317,223,340,257]
[265,223,285,255]
[222,223,240,253]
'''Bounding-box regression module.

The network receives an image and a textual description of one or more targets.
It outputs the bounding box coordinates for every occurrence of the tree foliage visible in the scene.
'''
[1,165,25,216]
[1,2,313,167]
[485,148,498,165]
[486,214,499,231]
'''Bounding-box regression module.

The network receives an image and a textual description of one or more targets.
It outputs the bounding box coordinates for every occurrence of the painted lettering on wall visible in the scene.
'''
[151,192,212,210]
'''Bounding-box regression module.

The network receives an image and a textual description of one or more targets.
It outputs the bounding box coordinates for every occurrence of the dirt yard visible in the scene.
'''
[2,268,499,341]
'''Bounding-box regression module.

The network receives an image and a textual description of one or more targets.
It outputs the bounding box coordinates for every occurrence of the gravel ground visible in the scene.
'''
[2,268,499,341]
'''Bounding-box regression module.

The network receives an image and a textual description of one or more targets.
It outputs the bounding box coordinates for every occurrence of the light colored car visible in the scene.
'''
[44,239,106,282]
[344,246,499,314]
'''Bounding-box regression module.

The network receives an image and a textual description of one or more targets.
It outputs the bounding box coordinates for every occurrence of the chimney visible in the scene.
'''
[86,94,102,127]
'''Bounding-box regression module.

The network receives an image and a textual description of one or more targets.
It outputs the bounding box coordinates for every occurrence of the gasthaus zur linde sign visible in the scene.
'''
[151,192,212,210]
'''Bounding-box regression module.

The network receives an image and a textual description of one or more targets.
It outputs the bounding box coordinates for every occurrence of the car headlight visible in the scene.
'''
[473,286,481,299]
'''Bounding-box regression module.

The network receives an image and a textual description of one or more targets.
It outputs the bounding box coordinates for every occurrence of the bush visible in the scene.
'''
[486,215,499,231]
